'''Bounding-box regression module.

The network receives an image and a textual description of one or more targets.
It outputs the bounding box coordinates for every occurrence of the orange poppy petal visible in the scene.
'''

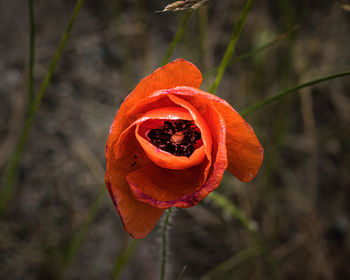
[211,102,263,182]
[116,105,208,170]
[105,171,164,239]
[188,99,228,202]
[124,59,202,106]
[106,59,202,155]
[106,126,164,239]
[127,162,208,208]
[133,96,212,170]
[152,86,263,182]
[127,94,227,208]
[119,93,213,173]
[112,110,209,208]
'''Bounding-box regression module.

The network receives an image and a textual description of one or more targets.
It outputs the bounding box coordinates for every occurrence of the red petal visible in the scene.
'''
[124,59,202,104]
[127,92,227,208]
[215,106,263,182]
[127,163,207,208]
[113,98,211,208]
[106,59,202,157]
[153,86,263,182]
[187,98,228,201]
[106,126,164,239]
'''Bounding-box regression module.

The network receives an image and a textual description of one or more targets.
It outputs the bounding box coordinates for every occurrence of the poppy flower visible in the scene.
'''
[105,59,263,239]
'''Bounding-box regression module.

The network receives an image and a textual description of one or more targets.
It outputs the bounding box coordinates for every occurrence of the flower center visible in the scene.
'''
[170,132,184,145]
[147,120,202,157]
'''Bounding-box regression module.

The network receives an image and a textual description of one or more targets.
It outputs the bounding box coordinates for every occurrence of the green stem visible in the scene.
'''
[160,208,173,280]
[232,24,299,64]
[28,0,35,106]
[206,192,276,279]
[203,24,300,79]
[241,71,350,116]
[207,192,257,233]
[0,0,85,213]
[209,0,255,94]
[200,245,262,280]
[161,12,193,66]
[198,6,208,69]
[57,185,105,280]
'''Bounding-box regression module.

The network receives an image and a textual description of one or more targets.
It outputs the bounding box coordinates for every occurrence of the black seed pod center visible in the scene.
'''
[147,120,202,157]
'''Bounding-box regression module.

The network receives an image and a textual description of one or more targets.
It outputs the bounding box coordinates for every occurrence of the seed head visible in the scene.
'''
[159,0,211,12]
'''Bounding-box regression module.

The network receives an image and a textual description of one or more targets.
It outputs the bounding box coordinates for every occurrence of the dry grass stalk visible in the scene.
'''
[159,0,211,12]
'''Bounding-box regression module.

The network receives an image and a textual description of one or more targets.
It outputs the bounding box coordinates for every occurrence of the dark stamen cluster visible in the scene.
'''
[147,120,201,157]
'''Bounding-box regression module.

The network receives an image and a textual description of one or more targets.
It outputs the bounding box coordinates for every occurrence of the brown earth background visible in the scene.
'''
[0,0,350,279]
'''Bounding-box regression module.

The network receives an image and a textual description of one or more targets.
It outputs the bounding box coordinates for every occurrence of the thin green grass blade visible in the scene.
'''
[161,11,193,66]
[241,71,350,116]
[203,25,300,79]
[110,239,140,280]
[57,185,106,280]
[207,192,257,233]
[206,191,276,279]
[28,0,35,105]
[200,245,262,280]
[198,6,208,68]
[209,0,255,94]
[0,0,85,213]
[206,192,276,279]
[231,24,299,64]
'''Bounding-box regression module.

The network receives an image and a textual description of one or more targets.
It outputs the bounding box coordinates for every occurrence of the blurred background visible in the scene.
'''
[0,0,350,279]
